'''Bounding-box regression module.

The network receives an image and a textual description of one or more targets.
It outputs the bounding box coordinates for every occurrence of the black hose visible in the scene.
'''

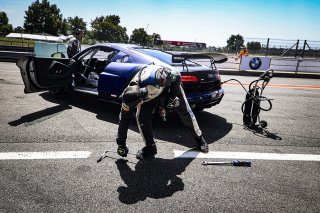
[222,79,250,95]
[241,96,272,117]
[249,80,260,91]
[222,79,273,115]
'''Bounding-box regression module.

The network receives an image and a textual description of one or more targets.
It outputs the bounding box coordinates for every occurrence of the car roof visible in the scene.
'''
[86,43,177,70]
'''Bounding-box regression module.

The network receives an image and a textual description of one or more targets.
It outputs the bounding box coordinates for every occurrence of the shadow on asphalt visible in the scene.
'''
[11,92,232,203]
[8,104,72,127]
[115,153,195,204]
[35,91,233,148]
[244,126,282,140]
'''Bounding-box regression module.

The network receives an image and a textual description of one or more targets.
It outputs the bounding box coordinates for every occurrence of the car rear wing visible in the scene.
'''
[170,52,228,71]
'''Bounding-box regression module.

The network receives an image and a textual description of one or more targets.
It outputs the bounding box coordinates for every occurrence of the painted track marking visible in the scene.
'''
[0,151,91,160]
[1,150,319,161]
[174,150,320,161]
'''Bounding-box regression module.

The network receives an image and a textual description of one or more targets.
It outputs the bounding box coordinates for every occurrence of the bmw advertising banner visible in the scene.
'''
[240,56,271,71]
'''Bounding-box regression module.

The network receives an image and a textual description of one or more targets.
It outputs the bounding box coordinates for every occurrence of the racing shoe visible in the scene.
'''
[195,135,209,153]
[136,144,157,160]
[117,145,129,157]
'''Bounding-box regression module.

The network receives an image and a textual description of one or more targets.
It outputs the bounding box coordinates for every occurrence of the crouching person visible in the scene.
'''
[116,64,208,160]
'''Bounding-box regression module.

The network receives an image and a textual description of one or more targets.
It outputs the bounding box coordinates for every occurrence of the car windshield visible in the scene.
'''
[134,48,173,64]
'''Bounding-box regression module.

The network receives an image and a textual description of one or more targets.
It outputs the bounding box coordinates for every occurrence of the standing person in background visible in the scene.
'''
[238,47,249,59]
[67,29,84,58]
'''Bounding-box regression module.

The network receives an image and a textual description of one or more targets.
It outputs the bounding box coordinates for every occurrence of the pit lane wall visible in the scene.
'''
[215,56,320,73]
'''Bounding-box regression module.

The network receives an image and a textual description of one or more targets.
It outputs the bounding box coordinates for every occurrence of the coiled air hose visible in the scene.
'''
[221,79,272,117]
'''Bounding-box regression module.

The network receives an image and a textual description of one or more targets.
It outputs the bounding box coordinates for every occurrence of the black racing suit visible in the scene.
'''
[116,67,202,147]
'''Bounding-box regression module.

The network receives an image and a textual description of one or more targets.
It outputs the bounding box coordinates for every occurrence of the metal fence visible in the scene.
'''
[244,38,320,58]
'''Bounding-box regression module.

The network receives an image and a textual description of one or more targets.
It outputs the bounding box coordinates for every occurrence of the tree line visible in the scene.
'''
[0,0,160,46]
[0,0,262,52]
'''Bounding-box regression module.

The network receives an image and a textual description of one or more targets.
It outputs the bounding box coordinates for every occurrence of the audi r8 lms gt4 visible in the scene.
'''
[17,43,227,111]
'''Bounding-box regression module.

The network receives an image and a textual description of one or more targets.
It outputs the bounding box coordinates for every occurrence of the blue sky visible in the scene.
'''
[1,0,319,46]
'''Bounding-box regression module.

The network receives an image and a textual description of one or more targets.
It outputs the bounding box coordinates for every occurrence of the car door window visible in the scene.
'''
[78,48,115,75]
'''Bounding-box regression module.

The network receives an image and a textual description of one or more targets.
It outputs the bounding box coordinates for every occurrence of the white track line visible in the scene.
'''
[174,150,320,161]
[2,150,319,161]
[0,151,91,160]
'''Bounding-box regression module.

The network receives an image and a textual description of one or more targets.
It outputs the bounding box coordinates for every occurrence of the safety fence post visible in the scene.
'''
[295,58,301,74]
[302,40,307,58]
[265,38,270,56]
[294,39,299,58]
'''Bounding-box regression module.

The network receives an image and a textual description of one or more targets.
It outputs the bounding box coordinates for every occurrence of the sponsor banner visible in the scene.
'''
[240,56,271,71]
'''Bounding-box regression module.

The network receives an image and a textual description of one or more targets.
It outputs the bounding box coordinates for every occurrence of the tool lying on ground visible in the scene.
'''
[202,160,252,167]
[97,150,136,163]
[222,69,274,130]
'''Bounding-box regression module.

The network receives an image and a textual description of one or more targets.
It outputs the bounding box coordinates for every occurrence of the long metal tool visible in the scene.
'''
[97,150,136,163]
[202,160,252,167]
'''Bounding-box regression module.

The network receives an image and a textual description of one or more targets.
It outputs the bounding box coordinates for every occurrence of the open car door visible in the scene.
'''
[16,56,72,93]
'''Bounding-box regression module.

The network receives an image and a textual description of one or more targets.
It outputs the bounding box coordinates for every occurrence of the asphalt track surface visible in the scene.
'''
[0,62,319,212]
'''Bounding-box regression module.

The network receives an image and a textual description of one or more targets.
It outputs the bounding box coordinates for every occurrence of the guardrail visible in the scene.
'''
[0,37,35,47]
[0,44,34,62]
[0,50,34,62]
[271,57,320,73]
[0,45,33,52]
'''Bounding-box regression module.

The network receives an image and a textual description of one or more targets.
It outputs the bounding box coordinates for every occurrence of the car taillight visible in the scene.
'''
[181,75,199,82]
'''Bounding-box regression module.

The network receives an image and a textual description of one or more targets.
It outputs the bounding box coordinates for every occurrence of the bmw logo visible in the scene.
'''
[249,57,262,70]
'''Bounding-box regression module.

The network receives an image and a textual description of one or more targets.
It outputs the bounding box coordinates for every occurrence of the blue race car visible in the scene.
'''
[17,43,227,111]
